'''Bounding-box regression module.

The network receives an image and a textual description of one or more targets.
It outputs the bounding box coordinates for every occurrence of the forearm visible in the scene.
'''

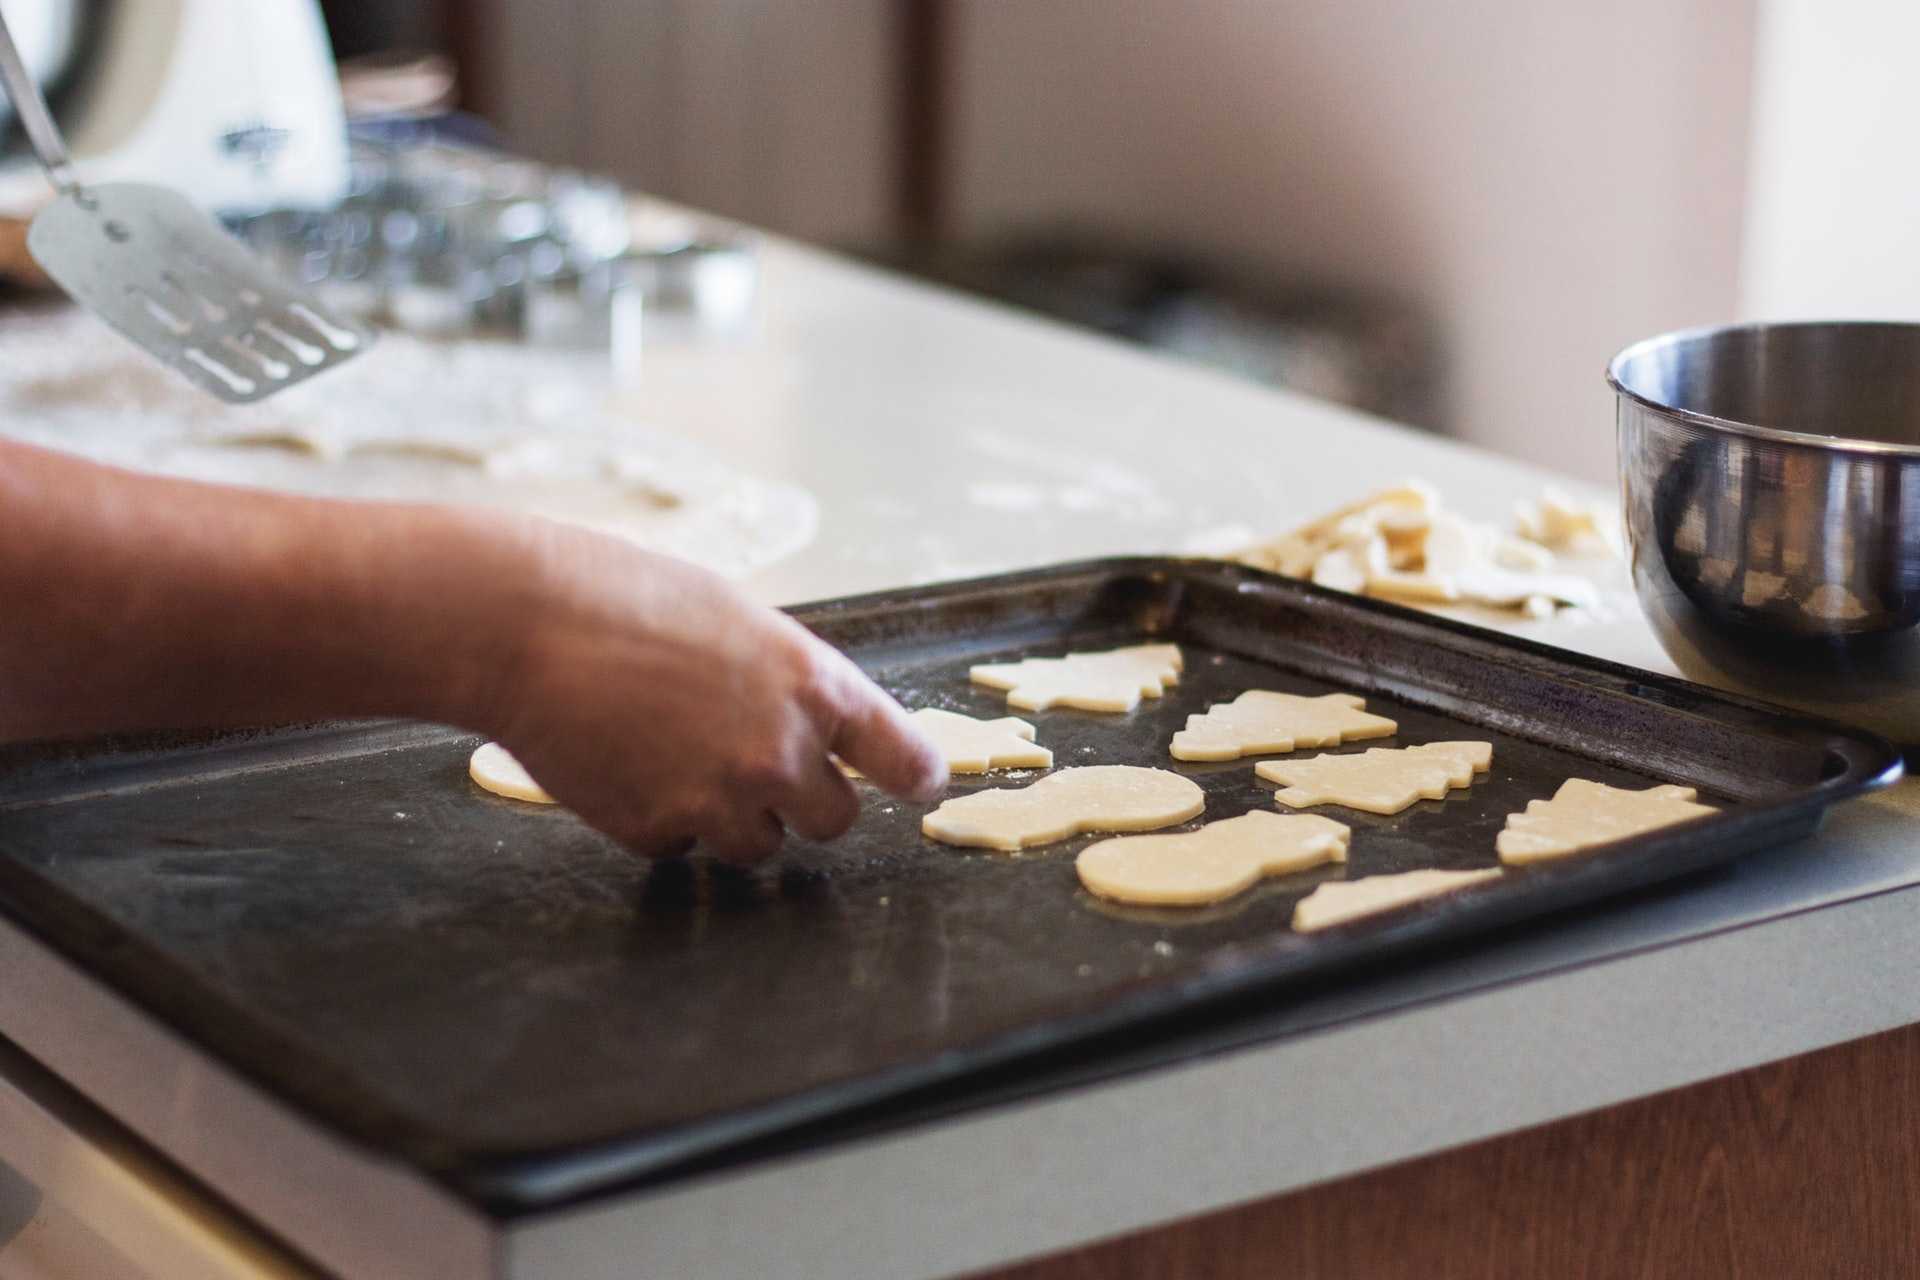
[0,439,529,742]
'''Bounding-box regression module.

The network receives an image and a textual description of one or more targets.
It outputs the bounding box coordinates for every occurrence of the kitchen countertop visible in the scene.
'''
[2,222,1918,1280]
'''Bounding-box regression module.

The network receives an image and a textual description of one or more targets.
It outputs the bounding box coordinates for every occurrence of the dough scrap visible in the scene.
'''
[1514,487,1616,554]
[1497,778,1715,864]
[1232,481,1606,618]
[1257,741,1493,814]
[469,742,556,805]
[922,766,1205,852]
[198,425,344,459]
[846,708,1052,776]
[969,644,1182,713]
[1366,569,1461,604]
[1169,690,1397,762]
[1455,564,1600,611]
[1292,867,1503,932]
[1077,811,1350,906]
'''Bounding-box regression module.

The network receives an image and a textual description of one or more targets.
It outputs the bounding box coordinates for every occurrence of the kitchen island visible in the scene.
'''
[0,220,1916,1279]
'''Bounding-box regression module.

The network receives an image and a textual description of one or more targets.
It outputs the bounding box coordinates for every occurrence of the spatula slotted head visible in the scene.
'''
[26,183,374,403]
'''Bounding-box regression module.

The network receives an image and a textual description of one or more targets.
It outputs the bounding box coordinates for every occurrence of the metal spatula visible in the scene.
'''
[0,9,371,403]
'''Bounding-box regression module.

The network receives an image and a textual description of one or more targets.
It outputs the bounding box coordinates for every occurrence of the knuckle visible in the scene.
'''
[705,827,783,864]
[789,639,852,714]
[604,814,667,853]
[726,751,794,794]
[789,798,856,842]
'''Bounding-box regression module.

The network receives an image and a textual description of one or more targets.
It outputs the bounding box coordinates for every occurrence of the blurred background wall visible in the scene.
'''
[940,1,1752,482]
[358,0,1897,484]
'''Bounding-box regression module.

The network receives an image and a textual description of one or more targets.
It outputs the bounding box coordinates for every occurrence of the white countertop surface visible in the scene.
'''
[1,224,1916,1280]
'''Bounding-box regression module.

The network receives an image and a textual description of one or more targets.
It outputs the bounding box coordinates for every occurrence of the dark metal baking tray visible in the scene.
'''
[0,557,1899,1213]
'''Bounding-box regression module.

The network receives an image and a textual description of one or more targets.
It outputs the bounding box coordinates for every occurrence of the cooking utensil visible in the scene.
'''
[0,7,370,402]
[1611,321,1920,743]
[0,558,1894,1207]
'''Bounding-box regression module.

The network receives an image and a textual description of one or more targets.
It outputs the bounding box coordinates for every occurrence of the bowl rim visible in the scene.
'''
[1606,319,1920,459]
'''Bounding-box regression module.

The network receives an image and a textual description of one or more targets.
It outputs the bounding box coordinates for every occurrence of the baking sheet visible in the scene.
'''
[0,558,1897,1212]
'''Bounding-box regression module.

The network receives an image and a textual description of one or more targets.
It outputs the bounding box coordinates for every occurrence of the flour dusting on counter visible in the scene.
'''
[0,306,817,579]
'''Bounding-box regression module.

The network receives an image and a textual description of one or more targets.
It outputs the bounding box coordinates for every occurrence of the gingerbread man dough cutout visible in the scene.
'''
[922,766,1204,851]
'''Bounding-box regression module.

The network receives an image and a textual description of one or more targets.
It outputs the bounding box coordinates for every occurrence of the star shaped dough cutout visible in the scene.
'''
[1257,741,1492,815]
[844,708,1052,777]
[1077,811,1351,906]
[922,765,1204,852]
[1497,779,1713,864]
[1169,690,1397,761]
[969,643,1182,713]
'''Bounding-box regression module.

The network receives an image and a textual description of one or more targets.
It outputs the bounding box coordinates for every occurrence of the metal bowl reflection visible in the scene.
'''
[1611,321,1920,744]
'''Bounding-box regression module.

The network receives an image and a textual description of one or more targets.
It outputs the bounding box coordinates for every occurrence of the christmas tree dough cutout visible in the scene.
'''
[922,766,1204,852]
[1257,741,1493,815]
[1497,779,1714,864]
[1293,867,1502,932]
[1077,811,1351,906]
[969,643,1182,713]
[1170,690,1398,761]
[846,708,1052,777]
[469,742,557,804]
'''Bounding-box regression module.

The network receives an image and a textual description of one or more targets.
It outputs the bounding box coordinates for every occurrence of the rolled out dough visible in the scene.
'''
[1076,811,1350,906]
[1292,867,1502,932]
[1497,778,1714,864]
[1257,741,1493,815]
[469,742,556,805]
[969,644,1182,713]
[1169,690,1397,762]
[922,766,1204,852]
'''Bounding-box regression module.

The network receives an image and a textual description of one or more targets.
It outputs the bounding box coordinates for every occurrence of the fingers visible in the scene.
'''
[629,833,697,861]
[828,674,948,803]
[697,807,786,864]
[775,754,862,843]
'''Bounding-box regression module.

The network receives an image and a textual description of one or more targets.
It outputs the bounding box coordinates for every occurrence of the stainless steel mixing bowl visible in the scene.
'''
[1611,321,1920,743]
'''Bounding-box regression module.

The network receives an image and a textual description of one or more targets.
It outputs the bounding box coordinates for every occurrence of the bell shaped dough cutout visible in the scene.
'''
[1077,811,1351,906]
[469,742,557,804]
[969,644,1182,713]
[1293,867,1503,932]
[1257,741,1493,815]
[1169,690,1397,762]
[922,766,1204,852]
[1498,779,1714,864]
[845,709,1051,777]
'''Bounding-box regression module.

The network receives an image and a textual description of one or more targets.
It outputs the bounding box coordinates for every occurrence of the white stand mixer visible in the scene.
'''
[0,0,348,216]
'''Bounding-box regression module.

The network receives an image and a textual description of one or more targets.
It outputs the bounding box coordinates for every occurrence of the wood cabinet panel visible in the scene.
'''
[983,1023,1920,1279]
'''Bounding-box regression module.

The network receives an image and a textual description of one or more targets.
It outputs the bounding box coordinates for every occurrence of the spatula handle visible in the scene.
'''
[0,8,77,192]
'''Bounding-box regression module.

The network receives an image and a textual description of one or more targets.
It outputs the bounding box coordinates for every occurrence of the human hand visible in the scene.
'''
[466,520,947,861]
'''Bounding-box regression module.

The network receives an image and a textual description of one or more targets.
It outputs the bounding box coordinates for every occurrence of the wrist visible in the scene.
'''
[348,505,551,735]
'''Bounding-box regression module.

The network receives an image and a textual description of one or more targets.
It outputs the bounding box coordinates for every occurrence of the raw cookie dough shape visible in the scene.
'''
[469,742,557,805]
[846,708,1052,776]
[1257,741,1493,815]
[922,766,1205,852]
[1077,811,1351,906]
[1169,690,1398,762]
[969,644,1182,713]
[1231,480,1601,619]
[1293,868,1503,931]
[1497,778,1715,865]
